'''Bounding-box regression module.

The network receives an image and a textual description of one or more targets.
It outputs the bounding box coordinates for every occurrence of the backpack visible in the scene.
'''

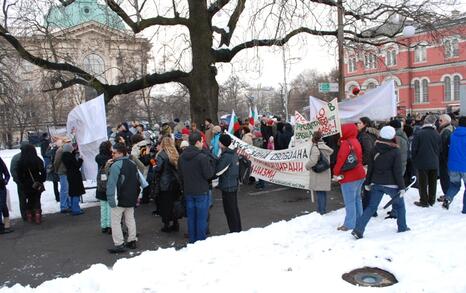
[238,155,252,184]
[96,165,108,194]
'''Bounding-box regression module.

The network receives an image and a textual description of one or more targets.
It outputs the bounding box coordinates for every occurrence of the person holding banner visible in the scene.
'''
[305,131,333,215]
[333,124,366,231]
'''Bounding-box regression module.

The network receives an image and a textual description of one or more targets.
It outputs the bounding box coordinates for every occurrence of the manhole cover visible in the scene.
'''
[342,267,398,287]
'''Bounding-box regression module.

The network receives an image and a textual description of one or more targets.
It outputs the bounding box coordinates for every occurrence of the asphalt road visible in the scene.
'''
[0,183,343,288]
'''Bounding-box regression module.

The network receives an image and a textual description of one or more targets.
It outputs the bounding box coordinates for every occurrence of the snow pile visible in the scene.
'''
[2,186,465,293]
[1,149,99,220]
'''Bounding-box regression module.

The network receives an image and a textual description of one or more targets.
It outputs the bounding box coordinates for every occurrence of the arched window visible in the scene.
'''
[414,80,421,103]
[366,82,377,90]
[444,76,451,101]
[83,54,105,76]
[453,75,461,101]
[422,79,429,102]
[348,57,357,72]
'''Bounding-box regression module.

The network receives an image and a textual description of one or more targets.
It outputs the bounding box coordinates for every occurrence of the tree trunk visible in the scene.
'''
[188,1,219,127]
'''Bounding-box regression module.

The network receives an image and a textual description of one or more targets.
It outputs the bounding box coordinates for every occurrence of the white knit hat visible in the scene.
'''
[180,140,189,149]
[380,126,396,140]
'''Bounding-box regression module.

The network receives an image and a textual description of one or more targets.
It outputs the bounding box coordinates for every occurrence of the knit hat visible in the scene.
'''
[219,134,232,147]
[63,143,74,153]
[380,126,396,140]
[174,132,183,140]
[389,119,402,129]
[180,140,189,149]
[181,128,190,135]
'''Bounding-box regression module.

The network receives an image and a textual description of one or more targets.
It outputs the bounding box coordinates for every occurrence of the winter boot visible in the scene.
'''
[125,240,137,249]
[26,210,33,223]
[108,244,127,254]
[442,199,451,210]
[3,217,11,229]
[34,210,42,224]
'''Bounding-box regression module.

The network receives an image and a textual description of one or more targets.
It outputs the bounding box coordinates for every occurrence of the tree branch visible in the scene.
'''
[58,0,75,7]
[105,0,189,33]
[213,27,337,63]
[208,0,231,17]
[219,0,246,47]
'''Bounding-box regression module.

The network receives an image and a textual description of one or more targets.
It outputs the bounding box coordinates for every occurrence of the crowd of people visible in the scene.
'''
[0,113,465,252]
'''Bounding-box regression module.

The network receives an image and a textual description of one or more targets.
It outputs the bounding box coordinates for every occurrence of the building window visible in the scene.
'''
[348,57,357,72]
[386,49,397,66]
[422,79,429,102]
[444,39,459,58]
[366,82,377,90]
[83,54,105,76]
[453,75,461,101]
[414,45,427,62]
[364,54,376,69]
[444,76,452,101]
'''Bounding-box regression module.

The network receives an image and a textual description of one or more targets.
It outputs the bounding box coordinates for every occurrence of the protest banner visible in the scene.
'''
[308,80,396,123]
[67,95,107,180]
[294,98,341,145]
[229,134,311,190]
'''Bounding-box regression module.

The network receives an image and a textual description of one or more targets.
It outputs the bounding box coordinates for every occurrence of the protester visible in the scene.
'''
[40,133,50,159]
[442,116,466,213]
[210,125,222,158]
[61,143,85,216]
[241,126,254,145]
[277,123,293,150]
[153,137,181,233]
[216,134,242,233]
[305,131,333,215]
[107,143,147,253]
[333,123,366,231]
[10,141,30,221]
[17,145,46,224]
[117,122,132,148]
[438,114,454,197]
[204,118,214,148]
[0,156,11,234]
[411,114,441,207]
[45,142,60,202]
[178,132,215,243]
[352,126,410,239]
[390,119,408,176]
[54,139,71,213]
[95,141,113,234]
[131,134,151,204]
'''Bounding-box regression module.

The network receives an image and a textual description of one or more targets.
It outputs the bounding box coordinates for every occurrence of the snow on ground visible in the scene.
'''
[1,183,465,293]
[1,148,99,219]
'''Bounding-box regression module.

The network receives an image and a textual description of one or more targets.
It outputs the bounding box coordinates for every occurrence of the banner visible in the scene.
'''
[67,95,107,180]
[308,80,396,123]
[229,134,311,190]
[294,98,341,145]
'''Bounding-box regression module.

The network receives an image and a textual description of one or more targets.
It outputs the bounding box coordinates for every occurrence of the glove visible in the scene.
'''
[364,185,371,191]
[399,189,406,198]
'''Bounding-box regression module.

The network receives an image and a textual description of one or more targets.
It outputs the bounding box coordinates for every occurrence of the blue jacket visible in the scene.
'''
[215,148,239,192]
[448,126,466,172]
[211,133,221,158]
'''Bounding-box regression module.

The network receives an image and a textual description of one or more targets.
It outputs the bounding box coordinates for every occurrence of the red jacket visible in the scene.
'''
[333,123,366,184]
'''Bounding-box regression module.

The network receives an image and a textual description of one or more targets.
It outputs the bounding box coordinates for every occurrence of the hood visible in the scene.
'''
[374,139,398,154]
[454,126,466,137]
[182,145,202,160]
[341,123,359,140]
[366,127,379,137]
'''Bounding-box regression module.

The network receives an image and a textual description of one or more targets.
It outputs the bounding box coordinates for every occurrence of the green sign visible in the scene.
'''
[318,83,339,93]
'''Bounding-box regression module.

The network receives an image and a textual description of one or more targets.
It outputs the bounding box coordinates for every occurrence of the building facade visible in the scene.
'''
[343,14,466,114]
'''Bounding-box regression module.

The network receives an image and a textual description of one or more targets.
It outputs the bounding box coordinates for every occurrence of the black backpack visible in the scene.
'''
[96,165,108,194]
[238,155,252,184]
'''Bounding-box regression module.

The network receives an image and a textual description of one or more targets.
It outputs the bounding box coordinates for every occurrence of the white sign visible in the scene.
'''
[319,83,339,93]
[67,95,107,180]
[229,134,311,190]
[310,80,397,122]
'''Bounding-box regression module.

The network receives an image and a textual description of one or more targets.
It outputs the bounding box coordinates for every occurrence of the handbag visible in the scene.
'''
[341,141,359,172]
[28,169,45,193]
[311,145,330,173]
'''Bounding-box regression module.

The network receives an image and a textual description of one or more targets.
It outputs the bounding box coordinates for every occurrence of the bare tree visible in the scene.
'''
[219,74,249,117]
[0,0,455,127]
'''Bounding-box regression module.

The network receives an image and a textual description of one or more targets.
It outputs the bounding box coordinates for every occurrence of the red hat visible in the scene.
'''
[182,128,190,135]
[352,87,360,95]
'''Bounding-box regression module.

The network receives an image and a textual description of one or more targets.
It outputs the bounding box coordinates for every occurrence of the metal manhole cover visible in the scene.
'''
[342,267,398,287]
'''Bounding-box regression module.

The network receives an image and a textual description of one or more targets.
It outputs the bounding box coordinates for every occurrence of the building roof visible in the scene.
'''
[46,0,126,31]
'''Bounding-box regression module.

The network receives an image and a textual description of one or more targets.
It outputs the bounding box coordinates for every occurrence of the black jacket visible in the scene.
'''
[358,127,378,165]
[365,139,405,189]
[439,124,454,164]
[412,125,441,170]
[153,151,177,192]
[277,129,293,150]
[95,152,112,201]
[17,157,46,194]
[216,148,239,192]
[0,157,10,189]
[61,152,85,197]
[179,146,215,195]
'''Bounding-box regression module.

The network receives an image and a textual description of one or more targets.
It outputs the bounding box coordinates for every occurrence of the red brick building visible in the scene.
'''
[343,14,466,114]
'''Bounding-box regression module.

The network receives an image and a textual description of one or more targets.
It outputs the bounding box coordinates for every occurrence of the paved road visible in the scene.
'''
[0,184,343,288]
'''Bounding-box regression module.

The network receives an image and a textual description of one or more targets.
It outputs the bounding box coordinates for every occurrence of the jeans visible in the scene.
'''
[340,179,364,229]
[315,191,327,215]
[446,171,466,213]
[354,185,408,236]
[186,194,210,243]
[100,200,111,228]
[59,175,70,211]
[70,196,82,215]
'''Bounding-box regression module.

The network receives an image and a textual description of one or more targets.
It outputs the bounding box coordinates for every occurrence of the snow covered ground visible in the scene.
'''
[1,148,99,219]
[1,180,465,292]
